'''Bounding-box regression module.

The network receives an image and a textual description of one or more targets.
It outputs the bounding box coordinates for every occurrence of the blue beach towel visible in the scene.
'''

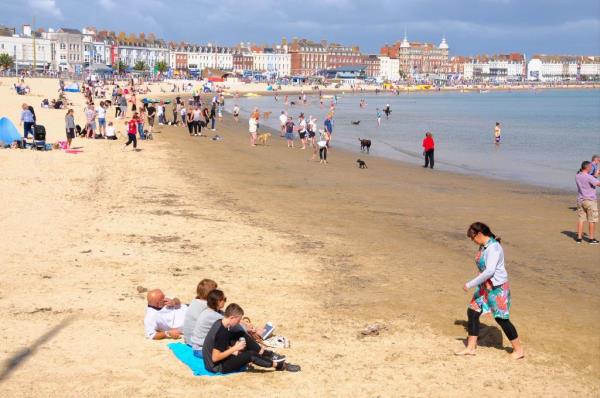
[167,342,244,376]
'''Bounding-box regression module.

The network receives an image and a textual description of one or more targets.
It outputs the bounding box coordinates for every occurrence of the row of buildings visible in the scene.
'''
[1,23,599,82]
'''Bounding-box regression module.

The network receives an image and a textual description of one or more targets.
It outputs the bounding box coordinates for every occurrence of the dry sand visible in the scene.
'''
[0,78,598,397]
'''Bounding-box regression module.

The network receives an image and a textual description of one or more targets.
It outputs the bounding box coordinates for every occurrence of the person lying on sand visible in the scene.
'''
[144,289,188,340]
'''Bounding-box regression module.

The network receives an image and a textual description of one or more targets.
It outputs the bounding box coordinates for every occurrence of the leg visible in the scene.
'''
[424,152,429,168]
[124,134,133,147]
[577,221,584,240]
[430,150,434,168]
[495,318,524,359]
[589,222,596,240]
[132,134,137,149]
[456,308,480,355]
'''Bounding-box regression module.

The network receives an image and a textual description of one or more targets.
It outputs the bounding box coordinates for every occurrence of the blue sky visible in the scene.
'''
[2,0,599,55]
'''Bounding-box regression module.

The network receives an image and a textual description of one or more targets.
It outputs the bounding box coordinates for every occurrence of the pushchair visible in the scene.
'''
[32,125,47,150]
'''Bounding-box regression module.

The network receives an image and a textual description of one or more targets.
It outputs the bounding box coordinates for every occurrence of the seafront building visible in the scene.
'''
[527,55,600,81]
[1,21,599,83]
[0,24,54,72]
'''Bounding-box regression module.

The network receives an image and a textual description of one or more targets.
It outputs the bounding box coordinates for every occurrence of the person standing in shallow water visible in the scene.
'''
[422,132,435,169]
[494,122,501,145]
[456,222,524,360]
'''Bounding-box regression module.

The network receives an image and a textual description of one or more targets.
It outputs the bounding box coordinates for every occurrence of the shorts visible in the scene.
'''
[66,128,75,139]
[299,132,306,139]
[495,136,501,143]
[308,130,316,138]
[148,116,155,127]
[98,118,106,127]
[577,200,598,223]
[87,122,96,131]
[285,132,294,141]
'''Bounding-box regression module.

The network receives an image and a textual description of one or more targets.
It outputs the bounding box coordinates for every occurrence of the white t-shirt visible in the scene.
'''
[180,107,187,116]
[157,106,164,116]
[279,114,287,126]
[97,107,106,119]
[105,126,115,137]
[299,119,307,133]
[249,117,258,133]
[143,304,188,339]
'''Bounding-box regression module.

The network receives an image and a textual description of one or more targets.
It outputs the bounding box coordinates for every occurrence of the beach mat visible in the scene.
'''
[167,342,244,376]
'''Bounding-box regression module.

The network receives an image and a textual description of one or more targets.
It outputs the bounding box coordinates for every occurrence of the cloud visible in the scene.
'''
[28,0,62,17]
[97,0,116,11]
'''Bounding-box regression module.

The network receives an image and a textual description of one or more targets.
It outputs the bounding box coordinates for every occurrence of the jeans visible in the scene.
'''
[319,147,327,160]
[125,133,137,148]
[138,123,145,139]
[23,122,35,138]
[211,117,215,130]
[424,149,434,168]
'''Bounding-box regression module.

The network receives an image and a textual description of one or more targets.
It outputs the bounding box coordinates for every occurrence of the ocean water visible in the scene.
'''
[233,89,600,191]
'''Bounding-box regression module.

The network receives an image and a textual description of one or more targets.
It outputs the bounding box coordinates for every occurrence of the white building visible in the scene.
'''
[528,55,600,81]
[252,47,291,77]
[378,56,400,81]
[117,40,170,70]
[460,54,526,82]
[0,25,54,71]
[178,45,234,71]
[44,27,85,72]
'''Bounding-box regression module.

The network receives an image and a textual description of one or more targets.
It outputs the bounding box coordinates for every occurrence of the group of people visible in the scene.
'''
[143,279,301,374]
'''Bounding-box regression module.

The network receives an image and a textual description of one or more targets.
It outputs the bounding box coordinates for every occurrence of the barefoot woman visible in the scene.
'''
[456,222,524,359]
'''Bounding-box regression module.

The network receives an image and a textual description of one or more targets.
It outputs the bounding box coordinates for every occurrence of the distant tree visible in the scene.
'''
[113,60,127,74]
[128,33,137,43]
[155,60,169,73]
[134,61,147,71]
[117,32,127,42]
[0,53,14,70]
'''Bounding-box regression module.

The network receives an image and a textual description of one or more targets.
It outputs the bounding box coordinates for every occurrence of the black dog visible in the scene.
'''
[351,120,361,125]
[357,159,368,169]
[75,124,84,137]
[290,101,296,106]
[359,138,371,153]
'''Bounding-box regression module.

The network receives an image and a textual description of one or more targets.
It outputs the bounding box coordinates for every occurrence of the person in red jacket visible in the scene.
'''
[422,132,435,169]
[123,112,139,151]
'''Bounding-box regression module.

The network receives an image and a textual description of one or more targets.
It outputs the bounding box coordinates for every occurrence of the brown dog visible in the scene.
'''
[262,111,272,119]
[257,132,272,145]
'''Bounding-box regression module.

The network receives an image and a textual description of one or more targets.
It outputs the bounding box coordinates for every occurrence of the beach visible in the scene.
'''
[0,78,599,397]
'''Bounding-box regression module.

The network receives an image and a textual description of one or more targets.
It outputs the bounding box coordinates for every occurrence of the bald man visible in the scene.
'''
[144,289,188,340]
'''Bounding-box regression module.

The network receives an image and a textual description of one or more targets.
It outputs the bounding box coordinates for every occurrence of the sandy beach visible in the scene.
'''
[0,78,598,397]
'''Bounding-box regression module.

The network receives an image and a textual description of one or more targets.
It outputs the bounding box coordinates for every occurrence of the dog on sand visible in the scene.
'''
[359,138,371,153]
[262,111,272,119]
[257,132,272,145]
[351,120,361,125]
[357,159,368,169]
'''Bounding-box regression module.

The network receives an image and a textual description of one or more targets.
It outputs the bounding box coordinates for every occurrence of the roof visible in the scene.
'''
[57,28,82,34]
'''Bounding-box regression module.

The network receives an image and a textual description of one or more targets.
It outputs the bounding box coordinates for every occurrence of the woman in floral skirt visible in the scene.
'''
[456,222,524,359]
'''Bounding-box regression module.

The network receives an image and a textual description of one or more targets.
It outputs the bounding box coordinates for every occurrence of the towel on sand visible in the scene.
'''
[167,342,244,376]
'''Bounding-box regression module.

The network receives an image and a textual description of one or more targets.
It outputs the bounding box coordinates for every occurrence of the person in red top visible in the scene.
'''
[422,131,435,169]
[124,112,139,151]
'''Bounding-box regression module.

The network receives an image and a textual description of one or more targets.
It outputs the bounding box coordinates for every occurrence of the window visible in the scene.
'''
[60,43,66,50]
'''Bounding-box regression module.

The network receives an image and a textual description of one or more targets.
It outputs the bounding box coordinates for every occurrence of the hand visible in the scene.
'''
[168,328,181,339]
[233,340,246,352]
[463,284,468,292]
[164,298,181,308]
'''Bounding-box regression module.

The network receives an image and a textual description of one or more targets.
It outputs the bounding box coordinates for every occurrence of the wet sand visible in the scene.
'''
[0,82,598,397]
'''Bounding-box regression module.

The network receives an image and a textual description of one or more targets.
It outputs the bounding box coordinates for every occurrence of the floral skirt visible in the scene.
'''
[469,282,511,319]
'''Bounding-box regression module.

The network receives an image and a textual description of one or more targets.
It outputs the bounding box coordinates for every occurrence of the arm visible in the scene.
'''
[465,245,500,289]
[211,340,245,363]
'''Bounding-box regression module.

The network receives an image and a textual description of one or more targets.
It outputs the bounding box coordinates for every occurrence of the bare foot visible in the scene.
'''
[511,349,524,360]
[454,348,476,356]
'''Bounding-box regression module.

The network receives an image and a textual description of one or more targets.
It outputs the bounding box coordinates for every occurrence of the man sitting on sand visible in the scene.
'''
[144,289,188,340]
[202,303,300,373]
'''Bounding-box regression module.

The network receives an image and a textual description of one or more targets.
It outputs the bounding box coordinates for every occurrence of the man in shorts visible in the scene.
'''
[279,111,287,137]
[85,104,97,138]
[575,161,600,244]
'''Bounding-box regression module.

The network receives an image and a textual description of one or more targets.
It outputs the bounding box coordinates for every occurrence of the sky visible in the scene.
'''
[1,0,599,56]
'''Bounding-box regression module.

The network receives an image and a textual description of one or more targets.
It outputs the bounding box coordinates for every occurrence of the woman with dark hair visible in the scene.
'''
[456,222,524,359]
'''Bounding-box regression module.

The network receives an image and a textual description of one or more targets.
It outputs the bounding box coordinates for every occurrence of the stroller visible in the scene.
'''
[32,125,47,150]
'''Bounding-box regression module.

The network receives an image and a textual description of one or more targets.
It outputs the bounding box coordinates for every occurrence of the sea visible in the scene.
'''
[233,89,600,191]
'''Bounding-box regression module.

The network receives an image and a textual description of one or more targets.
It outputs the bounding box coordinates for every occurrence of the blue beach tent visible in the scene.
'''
[0,117,21,145]
[64,83,80,92]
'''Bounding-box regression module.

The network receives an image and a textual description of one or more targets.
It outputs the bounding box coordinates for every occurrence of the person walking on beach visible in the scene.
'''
[308,116,317,148]
[284,116,295,148]
[494,122,501,144]
[376,108,382,127]
[19,103,35,147]
[65,108,75,148]
[190,106,202,136]
[85,104,97,138]
[123,113,139,151]
[318,130,328,164]
[249,114,258,146]
[456,222,524,360]
[210,102,217,131]
[298,114,308,150]
[279,111,287,137]
[422,132,435,169]
[138,108,146,140]
[97,101,107,137]
[589,155,600,178]
[324,114,333,147]
[575,161,600,244]
[233,104,240,122]
[119,94,128,119]
[384,104,391,119]
[147,103,156,135]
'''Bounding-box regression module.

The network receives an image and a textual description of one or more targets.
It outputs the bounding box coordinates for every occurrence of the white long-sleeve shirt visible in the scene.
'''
[466,240,508,289]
